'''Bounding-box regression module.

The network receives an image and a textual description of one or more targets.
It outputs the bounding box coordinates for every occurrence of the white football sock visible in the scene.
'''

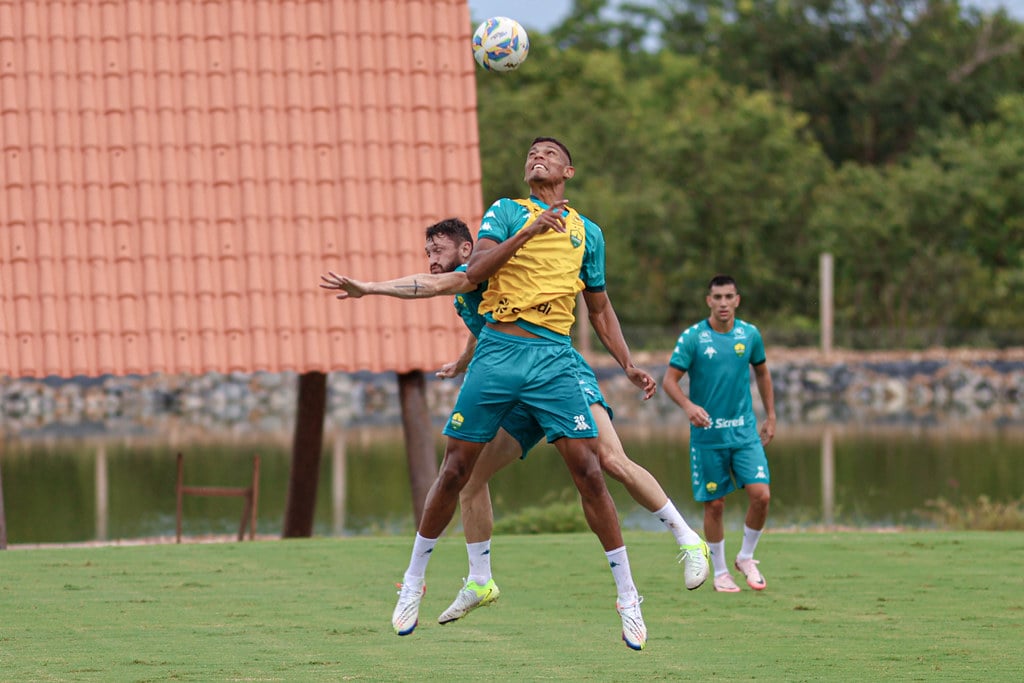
[466,539,492,585]
[605,546,639,603]
[653,500,702,546]
[737,525,763,560]
[403,533,437,583]
[709,540,729,576]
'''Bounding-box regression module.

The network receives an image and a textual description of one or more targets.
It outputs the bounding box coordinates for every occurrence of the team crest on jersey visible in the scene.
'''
[449,412,464,429]
[734,343,746,357]
[705,481,718,493]
[569,226,583,248]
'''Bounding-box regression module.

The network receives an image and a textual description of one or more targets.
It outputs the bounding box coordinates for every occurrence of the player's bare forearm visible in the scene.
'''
[319,270,472,300]
[465,236,525,284]
[754,363,777,443]
[465,205,568,284]
[437,335,477,378]
[663,366,711,427]
[585,290,656,399]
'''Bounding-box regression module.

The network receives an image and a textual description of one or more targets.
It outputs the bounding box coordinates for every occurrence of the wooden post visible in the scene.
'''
[283,371,327,538]
[246,455,260,540]
[95,444,108,541]
[398,370,438,527]
[821,427,835,528]
[0,460,7,549]
[820,252,834,357]
[332,432,348,536]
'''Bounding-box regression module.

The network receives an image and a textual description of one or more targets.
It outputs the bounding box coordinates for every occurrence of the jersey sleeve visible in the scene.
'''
[579,216,606,291]
[477,198,524,244]
[668,325,697,371]
[749,325,767,365]
[452,264,486,337]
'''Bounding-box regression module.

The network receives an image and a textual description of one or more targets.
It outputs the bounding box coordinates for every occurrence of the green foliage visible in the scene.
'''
[492,491,590,534]
[921,495,1024,530]
[473,2,1024,346]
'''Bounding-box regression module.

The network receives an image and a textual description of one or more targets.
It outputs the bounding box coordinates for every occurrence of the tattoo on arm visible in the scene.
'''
[393,279,423,297]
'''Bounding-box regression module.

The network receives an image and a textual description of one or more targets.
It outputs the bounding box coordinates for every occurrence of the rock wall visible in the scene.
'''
[2,349,1022,440]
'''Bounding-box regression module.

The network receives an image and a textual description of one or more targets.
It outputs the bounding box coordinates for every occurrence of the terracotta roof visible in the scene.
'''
[0,0,481,378]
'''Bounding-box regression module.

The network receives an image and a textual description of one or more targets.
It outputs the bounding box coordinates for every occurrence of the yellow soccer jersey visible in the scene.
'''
[477,197,607,339]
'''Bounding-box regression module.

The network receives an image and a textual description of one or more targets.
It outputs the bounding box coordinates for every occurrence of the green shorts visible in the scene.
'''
[690,441,770,502]
[499,350,612,457]
[444,326,599,444]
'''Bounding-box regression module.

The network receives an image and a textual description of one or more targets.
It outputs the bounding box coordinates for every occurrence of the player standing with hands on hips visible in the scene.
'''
[662,275,777,593]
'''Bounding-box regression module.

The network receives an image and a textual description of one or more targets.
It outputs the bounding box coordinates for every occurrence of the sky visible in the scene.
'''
[466,0,1024,32]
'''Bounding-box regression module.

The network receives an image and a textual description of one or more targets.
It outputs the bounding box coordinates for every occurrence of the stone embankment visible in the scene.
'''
[2,348,1022,440]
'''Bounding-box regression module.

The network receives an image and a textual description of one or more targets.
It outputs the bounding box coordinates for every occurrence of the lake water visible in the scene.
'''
[3,424,1023,545]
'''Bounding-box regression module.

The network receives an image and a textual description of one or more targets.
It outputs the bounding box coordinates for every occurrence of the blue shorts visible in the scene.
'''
[499,350,612,457]
[690,441,770,502]
[444,326,599,444]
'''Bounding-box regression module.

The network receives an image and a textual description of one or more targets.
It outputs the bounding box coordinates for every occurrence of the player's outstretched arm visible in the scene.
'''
[582,290,656,400]
[319,270,473,299]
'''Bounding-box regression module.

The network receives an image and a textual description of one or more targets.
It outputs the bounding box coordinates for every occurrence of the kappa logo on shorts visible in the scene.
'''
[449,412,464,429]
[755,466,767,479]
[573,415,590,431]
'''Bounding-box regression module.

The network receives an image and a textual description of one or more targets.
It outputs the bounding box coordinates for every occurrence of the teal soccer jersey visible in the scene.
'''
[669,319,766,448]
[453,264,486,337]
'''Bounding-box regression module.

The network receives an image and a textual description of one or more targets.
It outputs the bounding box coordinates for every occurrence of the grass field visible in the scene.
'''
[3,531,1023,681]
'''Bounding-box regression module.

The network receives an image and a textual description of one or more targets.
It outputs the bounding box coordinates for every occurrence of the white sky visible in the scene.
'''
[467,0,1024,32]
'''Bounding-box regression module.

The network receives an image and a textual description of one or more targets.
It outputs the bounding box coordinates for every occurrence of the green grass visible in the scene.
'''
[2,531,1023,681]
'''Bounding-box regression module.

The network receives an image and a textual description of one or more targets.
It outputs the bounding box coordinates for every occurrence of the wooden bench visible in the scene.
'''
[175,452,260,543]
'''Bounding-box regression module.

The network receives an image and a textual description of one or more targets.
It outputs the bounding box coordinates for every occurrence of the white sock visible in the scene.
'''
[466,539,492,585]
[605,546,639,603]
[403,533,437,584]
[709,540,729,576]
[738,525,763,560]
[653,500,702,546]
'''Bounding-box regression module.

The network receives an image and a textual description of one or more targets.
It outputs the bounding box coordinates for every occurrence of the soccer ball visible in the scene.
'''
[472,16,530,72]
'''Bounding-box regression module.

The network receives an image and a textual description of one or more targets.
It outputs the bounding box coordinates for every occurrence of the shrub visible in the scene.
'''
[919,495,1024,531]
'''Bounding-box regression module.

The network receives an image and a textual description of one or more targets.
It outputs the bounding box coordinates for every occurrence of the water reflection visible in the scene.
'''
[2,423,1023,546]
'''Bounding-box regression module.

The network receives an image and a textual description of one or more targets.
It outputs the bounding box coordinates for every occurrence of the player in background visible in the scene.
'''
[322,218,710,622]
[662,274,776,592]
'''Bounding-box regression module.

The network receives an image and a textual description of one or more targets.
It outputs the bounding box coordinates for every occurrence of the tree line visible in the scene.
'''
[474,0,1024,349]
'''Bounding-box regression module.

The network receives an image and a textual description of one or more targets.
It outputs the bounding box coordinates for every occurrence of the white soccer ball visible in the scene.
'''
[472,16,530,72]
